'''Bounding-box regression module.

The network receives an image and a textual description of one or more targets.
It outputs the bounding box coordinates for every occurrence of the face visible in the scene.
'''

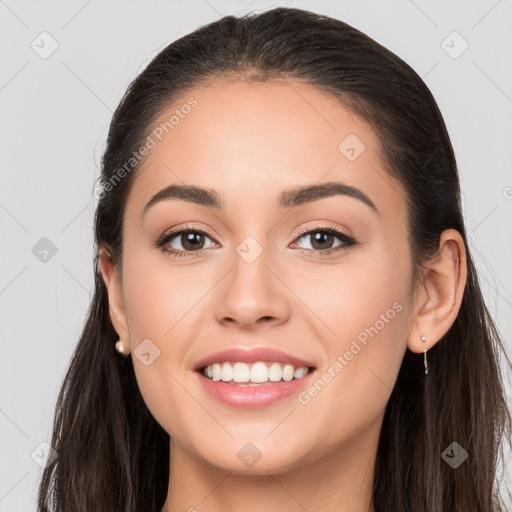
[109,79,417,474]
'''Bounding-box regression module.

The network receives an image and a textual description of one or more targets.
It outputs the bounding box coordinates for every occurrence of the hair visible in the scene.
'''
[37,7,511,512]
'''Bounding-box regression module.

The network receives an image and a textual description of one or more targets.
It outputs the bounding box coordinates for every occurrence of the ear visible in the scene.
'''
[99,245,130,352]
[407,229,467,354]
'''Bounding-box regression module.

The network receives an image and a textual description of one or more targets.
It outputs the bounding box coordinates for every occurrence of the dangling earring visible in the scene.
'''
[421,335,428,375]
[115,337,129,357]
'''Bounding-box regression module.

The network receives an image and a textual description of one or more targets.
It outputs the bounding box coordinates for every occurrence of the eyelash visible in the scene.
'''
[154,223,357,258]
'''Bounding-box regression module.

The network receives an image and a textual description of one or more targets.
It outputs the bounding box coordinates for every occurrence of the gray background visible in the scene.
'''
[1,0,511,509]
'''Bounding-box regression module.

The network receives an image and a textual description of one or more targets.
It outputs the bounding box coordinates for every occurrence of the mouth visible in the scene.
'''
[192,346,317,407]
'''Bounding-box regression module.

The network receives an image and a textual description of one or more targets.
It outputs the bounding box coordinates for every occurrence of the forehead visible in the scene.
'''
[125,79,405,223]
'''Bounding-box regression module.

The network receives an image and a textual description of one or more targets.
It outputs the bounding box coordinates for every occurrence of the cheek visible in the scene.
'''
[120,245,223,437]
[121,263,193,440]
[291,240,411,345]
[293,244,412,416]
[121,244,208,341]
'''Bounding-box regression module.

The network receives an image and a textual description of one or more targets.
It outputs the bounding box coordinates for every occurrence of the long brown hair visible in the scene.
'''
[37,7,511,511]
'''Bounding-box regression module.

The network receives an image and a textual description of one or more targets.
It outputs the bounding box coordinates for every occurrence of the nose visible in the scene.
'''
[214,246,291,331]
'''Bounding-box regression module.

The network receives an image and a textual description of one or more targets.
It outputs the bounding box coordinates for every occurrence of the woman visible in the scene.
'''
[37,7,511,511]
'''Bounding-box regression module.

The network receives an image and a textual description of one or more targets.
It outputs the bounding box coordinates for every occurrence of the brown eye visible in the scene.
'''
[293,227,357,255]
[157,228,217,256]
[305,231,335,251]
[177,232,206,251]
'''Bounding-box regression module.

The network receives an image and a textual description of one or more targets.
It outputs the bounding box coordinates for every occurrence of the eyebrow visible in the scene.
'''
[142,181,378,216]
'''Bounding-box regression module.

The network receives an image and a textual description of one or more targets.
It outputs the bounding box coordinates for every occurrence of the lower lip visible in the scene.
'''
[195,369,316,408]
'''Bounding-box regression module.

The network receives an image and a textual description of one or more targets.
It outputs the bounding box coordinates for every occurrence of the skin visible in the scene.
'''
[100,79,467,512]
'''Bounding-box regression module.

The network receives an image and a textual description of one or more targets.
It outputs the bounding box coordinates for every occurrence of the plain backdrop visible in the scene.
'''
[1,0,511,510]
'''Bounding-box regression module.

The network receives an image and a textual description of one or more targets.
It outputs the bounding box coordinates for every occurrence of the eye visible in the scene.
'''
[155,225,218,257]
[291,225,357,256]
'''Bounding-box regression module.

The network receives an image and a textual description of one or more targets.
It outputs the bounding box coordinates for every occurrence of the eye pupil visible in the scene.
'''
[182,232,204,251]
[310,232,334,250]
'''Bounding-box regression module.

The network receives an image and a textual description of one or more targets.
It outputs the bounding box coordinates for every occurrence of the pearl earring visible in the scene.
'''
[421,335,428,375]
[115,338,129,357]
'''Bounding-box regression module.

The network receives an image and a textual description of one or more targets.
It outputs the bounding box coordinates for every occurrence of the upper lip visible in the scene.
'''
[193,347,316,371]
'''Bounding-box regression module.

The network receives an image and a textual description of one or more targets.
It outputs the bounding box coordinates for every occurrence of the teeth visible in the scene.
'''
[221,362,233,382]
[203,361,311,383]
[251,362,268,383]
[212,363,222,381]
[269,362,283,382]
[233,362,250,382]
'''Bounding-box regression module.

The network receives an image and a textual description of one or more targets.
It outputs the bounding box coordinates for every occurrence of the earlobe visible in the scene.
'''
[407,229,467,355]
[98,246,130,350]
